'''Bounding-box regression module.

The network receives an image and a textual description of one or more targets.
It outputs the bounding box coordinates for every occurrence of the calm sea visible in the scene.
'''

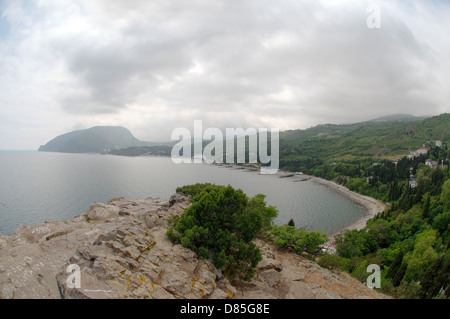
[0,151,364,236]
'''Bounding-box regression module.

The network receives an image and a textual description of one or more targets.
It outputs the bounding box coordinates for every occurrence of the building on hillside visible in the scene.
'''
[436,140,442,147]
[409,175,417,188]
[415,148,429,155]
[425,159,439,168]
[409,148,429,158]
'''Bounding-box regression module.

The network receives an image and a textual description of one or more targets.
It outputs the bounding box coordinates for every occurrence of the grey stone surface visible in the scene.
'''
[0,193,389,299]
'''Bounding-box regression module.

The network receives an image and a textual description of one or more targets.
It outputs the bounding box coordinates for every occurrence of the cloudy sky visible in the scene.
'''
[0,0,449,149]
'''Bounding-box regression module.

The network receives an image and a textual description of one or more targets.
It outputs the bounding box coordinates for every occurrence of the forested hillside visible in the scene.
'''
[274,114,450,299]
[310,130,450,298]
[278,113,450,174]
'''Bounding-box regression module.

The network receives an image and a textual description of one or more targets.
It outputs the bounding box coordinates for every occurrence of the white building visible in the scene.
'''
[409,148,428,158]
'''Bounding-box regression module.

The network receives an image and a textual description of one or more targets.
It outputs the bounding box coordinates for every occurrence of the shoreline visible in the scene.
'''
[301,174,386,252]
[220,165,386,241]
[212,164,387,238]
[306,175,386,235]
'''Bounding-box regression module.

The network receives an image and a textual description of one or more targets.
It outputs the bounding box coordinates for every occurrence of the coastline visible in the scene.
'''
[309,176,386,233]
[213,164,386,238]
[300,174,386,251]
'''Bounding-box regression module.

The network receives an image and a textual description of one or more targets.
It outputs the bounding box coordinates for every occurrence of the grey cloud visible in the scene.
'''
[51,1,327,115]
[56,34,194,114]
[3,0,447,147]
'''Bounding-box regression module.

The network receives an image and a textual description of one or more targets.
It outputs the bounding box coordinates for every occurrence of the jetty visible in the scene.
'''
[279,172,295,178]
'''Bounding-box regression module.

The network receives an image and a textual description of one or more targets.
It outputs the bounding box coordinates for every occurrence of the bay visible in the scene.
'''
[0,151,365,236]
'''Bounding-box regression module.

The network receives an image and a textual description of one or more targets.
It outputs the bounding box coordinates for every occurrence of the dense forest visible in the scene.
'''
[278,113,450,174]
[316,145,450,299]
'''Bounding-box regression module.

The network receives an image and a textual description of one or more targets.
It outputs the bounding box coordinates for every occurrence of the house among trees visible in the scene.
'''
[372,162,381,166]
[409,175,418,188]
[415,148,429,155]
[366,176,374,183]
[425,159,439,168]
[409,147,429,158]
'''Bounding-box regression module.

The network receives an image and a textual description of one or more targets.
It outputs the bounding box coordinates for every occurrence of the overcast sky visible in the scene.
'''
[0,0,449,149]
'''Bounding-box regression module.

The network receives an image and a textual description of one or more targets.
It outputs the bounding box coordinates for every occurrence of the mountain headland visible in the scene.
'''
[38,126,152,154]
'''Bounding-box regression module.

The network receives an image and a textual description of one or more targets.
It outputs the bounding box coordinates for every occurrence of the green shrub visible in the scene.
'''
[176,183,215,198]
[317,254,349,271]
[167,183,278,281]
[335,229,377,258]
[269,225,328,255]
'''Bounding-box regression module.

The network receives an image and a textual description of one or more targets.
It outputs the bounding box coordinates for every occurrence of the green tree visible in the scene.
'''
[245,193,278,231]
[317,254,349,271]
[420,255,450,299]
[388,180,401,202]
[368,219,394,248]
[167,184,278,281]
[269,225,328,255]
[386,250,404,280]
[441,180,450,211]
[403,229,438,282]
[423,195,430,219]
[432,211,450,234]
[392,262,407,287]
[335,229,377,258]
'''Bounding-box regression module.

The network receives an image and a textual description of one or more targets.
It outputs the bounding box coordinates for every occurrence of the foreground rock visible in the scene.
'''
[0,194,388,299]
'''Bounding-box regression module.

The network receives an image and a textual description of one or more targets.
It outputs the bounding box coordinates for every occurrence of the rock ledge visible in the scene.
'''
[0,194,388,299]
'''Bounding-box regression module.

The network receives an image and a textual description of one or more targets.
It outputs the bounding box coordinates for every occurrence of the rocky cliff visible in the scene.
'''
[0,194,388,299]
